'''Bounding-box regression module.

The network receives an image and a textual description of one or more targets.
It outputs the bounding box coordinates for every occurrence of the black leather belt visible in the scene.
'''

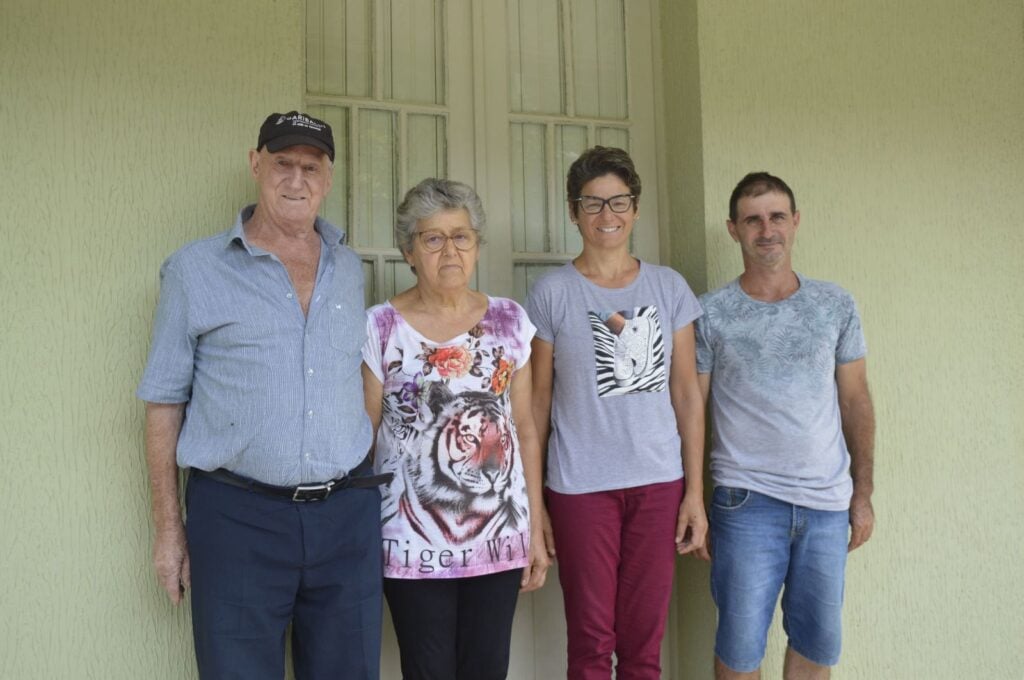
[191,456,392,502]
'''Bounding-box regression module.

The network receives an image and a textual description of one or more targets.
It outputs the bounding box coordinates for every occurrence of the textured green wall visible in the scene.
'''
[661,1,1024,678]
[3,0,1021,678]
[0,0,304,676]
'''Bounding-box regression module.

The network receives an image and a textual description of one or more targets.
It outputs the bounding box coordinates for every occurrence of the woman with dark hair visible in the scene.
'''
[526,146,706,679]
[362,177,550,680]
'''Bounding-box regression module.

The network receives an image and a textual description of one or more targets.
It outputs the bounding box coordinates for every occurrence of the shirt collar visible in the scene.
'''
[226,204,348,253]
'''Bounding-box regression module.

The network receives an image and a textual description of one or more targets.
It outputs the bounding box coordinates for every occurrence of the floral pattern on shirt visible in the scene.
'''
[363,297,537,579]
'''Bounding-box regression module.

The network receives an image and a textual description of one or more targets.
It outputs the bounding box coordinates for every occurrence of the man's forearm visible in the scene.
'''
[144,401,192,602]
[836,359,875,499]
[145,402,186,530]
[842,392,875,498]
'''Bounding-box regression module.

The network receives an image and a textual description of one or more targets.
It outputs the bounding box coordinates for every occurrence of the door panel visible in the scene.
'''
[381,0,445,103]
[507,0,565,115]
[305,1,671,677]
[509,122,550,253]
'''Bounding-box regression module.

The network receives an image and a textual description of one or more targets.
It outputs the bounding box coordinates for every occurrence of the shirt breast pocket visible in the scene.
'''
[329,300,366,355]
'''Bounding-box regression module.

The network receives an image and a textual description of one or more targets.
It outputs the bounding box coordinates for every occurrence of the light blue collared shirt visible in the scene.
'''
[137,205,372,486]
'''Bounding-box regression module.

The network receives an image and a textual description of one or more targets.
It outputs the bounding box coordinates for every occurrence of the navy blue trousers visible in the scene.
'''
[185,472,383,679]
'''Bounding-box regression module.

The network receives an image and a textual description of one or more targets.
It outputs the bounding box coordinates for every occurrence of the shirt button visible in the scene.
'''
[286,293,294,299]
[307,410,314,418]
[307,368,314,376]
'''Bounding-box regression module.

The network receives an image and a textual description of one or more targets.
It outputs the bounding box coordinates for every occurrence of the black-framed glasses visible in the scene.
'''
[574,194,635,215]
[416,229,479,253]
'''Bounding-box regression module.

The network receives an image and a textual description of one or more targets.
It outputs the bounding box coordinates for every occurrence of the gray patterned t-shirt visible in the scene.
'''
[695,274,866,510]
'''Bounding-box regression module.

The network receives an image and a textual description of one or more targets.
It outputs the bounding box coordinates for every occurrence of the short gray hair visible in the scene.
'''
[395,178,486,254]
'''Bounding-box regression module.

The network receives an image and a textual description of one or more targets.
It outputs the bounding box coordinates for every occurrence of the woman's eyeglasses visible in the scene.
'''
[574,194,635,215]
[416,230,479,253]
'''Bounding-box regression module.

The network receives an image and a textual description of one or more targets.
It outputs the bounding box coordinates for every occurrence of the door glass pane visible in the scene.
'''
[597,125,629,150]
[383,0,445,103]
[407,114,447,185]
[308,0,373,96]
[554,125,588,253]
[357,109,398,249]
[570,0,627,119]
[507,0,564,114]
[309,105,350,231]
[510,123,548,253]
[384,259,418,299]
[513,263,564,303]
[362,259,376,308]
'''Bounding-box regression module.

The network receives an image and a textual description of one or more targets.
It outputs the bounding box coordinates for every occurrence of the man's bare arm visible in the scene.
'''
[836,358,875,551]
[145,401,189,604]
[697,372,711,403]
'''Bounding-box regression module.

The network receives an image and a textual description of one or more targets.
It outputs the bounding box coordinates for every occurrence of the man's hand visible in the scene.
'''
[153,523,190,604]
[675,494,708,556]
[836,359,875,553]
[693,532,711,562]
[848,494,874,552]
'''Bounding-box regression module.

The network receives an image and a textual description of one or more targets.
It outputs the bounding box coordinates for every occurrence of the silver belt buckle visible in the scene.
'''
[292,480,334,502]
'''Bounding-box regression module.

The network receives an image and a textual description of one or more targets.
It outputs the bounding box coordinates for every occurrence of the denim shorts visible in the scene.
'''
[710,486,849,672]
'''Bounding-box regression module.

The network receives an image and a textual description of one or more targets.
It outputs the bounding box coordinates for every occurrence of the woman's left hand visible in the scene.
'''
[520,527,552,593]
[674,494,708,556]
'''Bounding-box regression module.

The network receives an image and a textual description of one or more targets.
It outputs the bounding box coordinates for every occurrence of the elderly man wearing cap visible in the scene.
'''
[138,111,388,679]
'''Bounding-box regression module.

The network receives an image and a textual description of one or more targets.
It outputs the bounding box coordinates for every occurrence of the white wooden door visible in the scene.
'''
[304,1,670,677]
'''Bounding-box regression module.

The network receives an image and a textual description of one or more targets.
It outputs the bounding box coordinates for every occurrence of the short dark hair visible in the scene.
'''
[566,146,641,217]
[728,172,796,222]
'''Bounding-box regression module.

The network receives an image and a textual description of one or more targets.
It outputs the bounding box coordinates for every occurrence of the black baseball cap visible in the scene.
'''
[257,111,335,161]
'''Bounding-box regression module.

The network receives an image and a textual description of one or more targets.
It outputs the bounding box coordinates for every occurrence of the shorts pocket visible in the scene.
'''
[711,486,751,511]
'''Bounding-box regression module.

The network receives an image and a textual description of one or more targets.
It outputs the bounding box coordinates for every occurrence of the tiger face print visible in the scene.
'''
[402,382,525,544]
[434,396,513,494]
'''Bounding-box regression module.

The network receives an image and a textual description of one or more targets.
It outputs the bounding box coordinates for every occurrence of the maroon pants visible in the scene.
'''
[545,480,684,680]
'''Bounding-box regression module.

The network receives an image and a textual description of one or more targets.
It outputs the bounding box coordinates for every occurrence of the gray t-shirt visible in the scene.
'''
[526,261,703,494]
[695,274,866,510]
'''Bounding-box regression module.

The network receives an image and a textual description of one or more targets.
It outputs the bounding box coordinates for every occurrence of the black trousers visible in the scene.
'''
[384,569,522,680]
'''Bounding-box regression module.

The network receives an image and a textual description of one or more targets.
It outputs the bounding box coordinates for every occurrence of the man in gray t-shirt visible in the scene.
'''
[695,173,875,680]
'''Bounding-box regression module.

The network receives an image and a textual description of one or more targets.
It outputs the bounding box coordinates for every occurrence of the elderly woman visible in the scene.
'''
[361,178,550,680]
[525,146,707,679]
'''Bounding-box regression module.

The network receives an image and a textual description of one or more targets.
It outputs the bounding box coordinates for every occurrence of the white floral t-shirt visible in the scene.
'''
[362,297,536,579]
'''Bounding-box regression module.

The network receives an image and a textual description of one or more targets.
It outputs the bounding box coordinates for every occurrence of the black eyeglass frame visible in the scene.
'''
[572,193,637,215]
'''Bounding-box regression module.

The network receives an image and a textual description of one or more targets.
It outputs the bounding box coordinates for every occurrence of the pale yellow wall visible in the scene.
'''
[661,1,1024,678]
[0,0,304,676]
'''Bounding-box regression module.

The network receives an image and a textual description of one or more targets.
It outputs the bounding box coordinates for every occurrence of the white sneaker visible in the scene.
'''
[613,334,634,383]
[613,316,653,385]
